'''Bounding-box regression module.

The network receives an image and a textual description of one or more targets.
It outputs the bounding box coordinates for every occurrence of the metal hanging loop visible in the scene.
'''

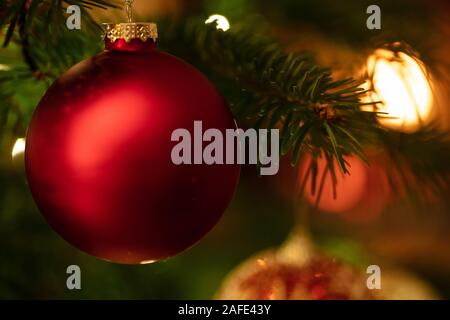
[125,0,134,23]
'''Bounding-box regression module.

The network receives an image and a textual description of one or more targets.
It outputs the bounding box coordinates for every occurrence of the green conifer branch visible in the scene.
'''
[0,5,449,199]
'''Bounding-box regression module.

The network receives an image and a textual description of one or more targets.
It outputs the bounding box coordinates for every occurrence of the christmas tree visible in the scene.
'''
[0,0,449,299]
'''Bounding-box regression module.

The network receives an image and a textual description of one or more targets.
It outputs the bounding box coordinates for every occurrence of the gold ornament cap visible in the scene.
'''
[103,1,157,43]
[103,22,158,43]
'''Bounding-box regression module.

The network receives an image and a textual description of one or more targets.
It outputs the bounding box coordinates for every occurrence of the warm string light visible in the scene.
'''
[12,138,26,159]
[363,48,434,132]
[205,14,231,32]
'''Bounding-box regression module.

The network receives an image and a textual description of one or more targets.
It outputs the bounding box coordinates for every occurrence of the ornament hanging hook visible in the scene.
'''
[125,0,134,23]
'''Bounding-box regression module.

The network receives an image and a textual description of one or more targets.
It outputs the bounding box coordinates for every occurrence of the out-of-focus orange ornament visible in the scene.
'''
[217,255,372,300]
[299,154,368,213]
[217,232,440,300]
[339,153,391,223]
[216,234,374,300]
[298,153,390,223]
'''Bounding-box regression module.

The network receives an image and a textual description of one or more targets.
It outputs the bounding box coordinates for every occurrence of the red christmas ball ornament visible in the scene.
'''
[25,23,240,264]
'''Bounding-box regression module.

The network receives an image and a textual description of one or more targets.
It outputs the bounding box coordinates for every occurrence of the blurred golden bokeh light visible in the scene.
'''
[364,49,434,132]
[11,138,26,159]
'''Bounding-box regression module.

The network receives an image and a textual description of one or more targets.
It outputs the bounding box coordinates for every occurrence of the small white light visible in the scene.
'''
[12,138,26,159]
[0,64,11,71]
[205,14,230,32]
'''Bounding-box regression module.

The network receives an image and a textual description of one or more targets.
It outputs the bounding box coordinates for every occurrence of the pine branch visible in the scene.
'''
[1,0,122,76]
[163,18,380,171]
[1,6,449,201]
[162,18,450,196]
